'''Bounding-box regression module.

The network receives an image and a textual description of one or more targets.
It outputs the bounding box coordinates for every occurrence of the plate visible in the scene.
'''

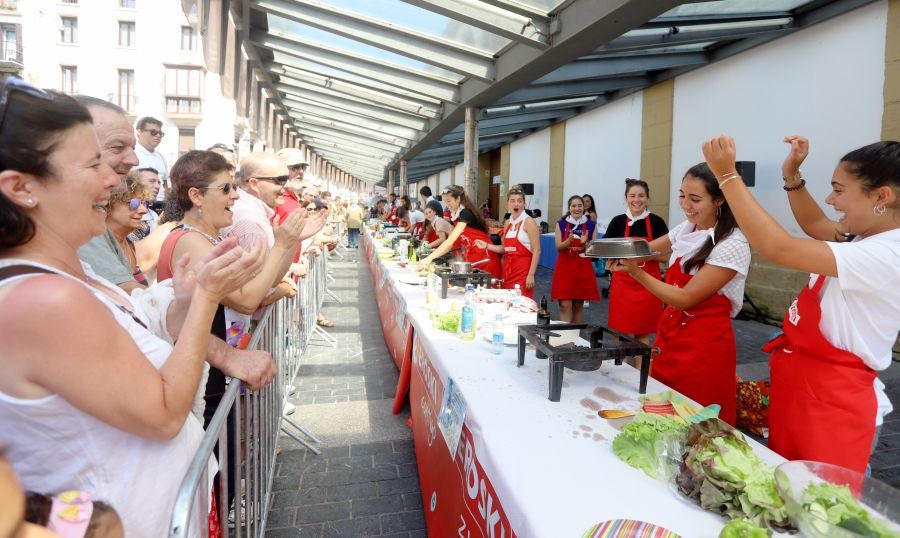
[481,326,520,346]
[582,520,680,538]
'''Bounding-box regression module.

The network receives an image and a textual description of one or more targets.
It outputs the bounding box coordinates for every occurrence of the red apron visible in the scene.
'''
[425,226,439,244]
[651,257,737,425]
[500,218,535,298]
[764,275,876,473]
[608,216,664,334]
[451,218,503,280]
[550,221,601,301]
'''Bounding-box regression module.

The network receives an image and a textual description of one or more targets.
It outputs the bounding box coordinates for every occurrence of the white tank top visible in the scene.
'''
[504,212,532,251]
[0,260,208,538]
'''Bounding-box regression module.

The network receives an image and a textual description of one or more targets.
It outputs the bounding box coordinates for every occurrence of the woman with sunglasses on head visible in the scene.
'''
[473,186,541,298]
[603,179,669,345]
[105,171,151,286]
[418,184,503,279]
[551,195,600,321]
[607,163,750,426]
[0,79,264,537]
[703,135,900,473]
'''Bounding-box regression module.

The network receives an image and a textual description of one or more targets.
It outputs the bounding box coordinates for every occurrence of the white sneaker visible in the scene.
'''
[285,384,297,396]
[282,402,295,416]
[584,301,590,308]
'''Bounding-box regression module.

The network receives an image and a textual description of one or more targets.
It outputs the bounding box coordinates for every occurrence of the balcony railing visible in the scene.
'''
[0,41,23,68]
[0,0,18,12]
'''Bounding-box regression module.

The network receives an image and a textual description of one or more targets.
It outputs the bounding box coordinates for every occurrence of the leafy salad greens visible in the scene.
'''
[802,482,900,537]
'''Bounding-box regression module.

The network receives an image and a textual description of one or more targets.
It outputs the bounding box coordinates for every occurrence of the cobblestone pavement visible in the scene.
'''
[267,248,426,537]
[268,254,899,536]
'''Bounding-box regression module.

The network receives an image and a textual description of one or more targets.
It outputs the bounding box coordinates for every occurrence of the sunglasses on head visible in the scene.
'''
[254,175,289,186]
[141,128,165,137]
[508,189,525,195]
[289,164,307,172]
[202,182,239,194]
[128,198,148,211]
[0,77,55,136]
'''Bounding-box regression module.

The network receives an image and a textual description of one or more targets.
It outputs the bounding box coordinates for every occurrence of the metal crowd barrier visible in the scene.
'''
[169,251,335,537]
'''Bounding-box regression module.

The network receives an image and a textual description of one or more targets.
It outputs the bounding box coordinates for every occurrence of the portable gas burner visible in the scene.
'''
[516,324,652,402]
[434,267,493,298]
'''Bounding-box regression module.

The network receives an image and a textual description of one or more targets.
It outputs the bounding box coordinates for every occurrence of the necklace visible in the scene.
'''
[179,223,223,245]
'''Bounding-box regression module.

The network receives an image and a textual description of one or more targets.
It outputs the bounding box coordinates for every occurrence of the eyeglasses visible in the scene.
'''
[0,77,55,136]
[254,175,289,186]
[202,182,239,194]
[128,198,148,211]
[141,129,165,137]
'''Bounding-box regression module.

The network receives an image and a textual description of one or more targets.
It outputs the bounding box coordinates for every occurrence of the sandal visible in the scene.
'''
[317,318,336,328]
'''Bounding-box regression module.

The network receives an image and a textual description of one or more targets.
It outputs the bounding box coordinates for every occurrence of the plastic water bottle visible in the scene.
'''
[491,313,504,355]
[511,284,522,310]
[458,284,476,340]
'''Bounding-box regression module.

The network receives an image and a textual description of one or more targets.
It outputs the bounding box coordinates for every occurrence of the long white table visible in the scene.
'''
[363,231,786,537]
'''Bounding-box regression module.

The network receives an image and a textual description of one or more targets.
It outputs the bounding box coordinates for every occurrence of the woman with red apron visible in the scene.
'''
[551,195,600,322]
[703,134,899,472]
[605,179,669,344]
[763,275,876,472]
[608,164,750,426]
[418,184,502,280]
[422,203,452,249]
[652,256,737,425]
[474,187,541,297]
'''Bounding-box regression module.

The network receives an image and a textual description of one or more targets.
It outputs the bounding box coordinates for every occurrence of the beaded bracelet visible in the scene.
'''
[783,179,806,191]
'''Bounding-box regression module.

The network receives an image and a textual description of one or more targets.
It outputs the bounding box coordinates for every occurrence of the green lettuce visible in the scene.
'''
[802,483,900,537]
[611,413,688,480]
[719,518,769,538]
[676,419,793,533]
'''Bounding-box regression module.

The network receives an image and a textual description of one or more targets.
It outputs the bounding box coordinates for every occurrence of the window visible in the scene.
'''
[1,26,16,62]
[60,66,77,94]
[60,17,77,43]
[165,66,202,114]
[180,25,198,51]
[60,0,78,4]
[118,21,135,47]
[117,69,134,111]
[119,0,135,7]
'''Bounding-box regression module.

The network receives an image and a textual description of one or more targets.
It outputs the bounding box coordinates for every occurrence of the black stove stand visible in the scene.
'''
[516,324,652,402]
[434,268,493,298]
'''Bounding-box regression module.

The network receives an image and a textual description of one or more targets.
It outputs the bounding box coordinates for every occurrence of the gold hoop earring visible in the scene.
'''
[873,204,886,217]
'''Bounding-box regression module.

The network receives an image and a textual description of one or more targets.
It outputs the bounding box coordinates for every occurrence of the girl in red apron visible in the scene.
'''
[605,179,669,344]
[422,203,452,249]
[608,164,750,426]
[474,186,541,298]
[417,184,503,279]
[551,195,600,322]
[704,135,900,472]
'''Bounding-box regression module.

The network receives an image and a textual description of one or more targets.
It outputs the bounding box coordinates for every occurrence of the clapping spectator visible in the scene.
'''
[0,78,263,537]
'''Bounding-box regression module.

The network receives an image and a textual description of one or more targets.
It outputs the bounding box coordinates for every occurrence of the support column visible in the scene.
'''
[884,0,900,140]
[399,160,407,198]
[640,80,674,223]
[463,106,479,200]
[548,122,566,225]
[500,143,511,201]
[387,170,394,196]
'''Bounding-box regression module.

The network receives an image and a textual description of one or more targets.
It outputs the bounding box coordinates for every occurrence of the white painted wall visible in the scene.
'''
[509,128,551,222]
[439,168,452,190]
[454,163,464,186]
[563,93,643,229]
[670,1,887,235]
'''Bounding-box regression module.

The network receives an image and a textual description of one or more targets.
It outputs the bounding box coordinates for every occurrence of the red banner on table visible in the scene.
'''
[410,334,517,538]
